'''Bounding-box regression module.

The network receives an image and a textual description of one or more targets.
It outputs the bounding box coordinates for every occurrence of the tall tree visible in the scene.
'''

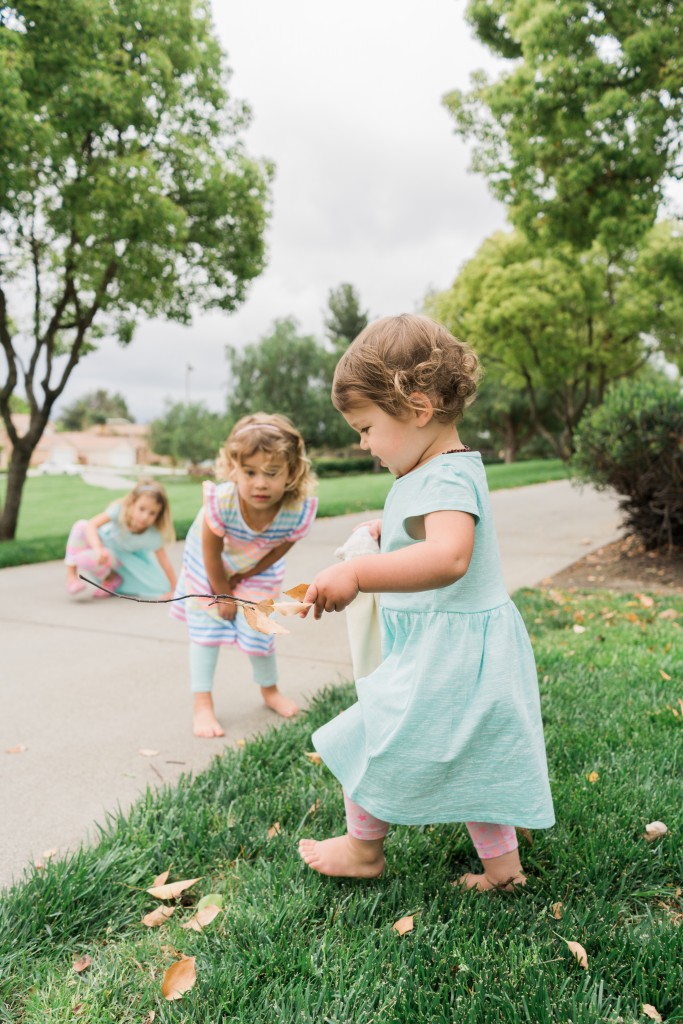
[149,401,227,467]
[57,389,133,430]
[226,318,354,449]
[0,0,271,538]
[445,0,683,253]
[324,283,370,355]
[429,225,683,458]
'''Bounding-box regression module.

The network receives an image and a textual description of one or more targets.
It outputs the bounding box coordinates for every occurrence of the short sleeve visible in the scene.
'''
[283,496,318,543]
[105,501,122,523]
[404,463,480,524]
[203,480,232,537]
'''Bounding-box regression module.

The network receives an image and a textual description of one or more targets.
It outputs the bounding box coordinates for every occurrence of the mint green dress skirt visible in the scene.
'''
[313,453,555,829]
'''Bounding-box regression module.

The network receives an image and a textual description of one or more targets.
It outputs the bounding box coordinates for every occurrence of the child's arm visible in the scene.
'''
[305,510,475,619]
[202,518,237,620]
[229,541,294,587]
[85,511,113,564]
[154,547,177,597]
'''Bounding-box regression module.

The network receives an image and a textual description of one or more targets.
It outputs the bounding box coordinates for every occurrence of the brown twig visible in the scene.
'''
[78,575,253,608]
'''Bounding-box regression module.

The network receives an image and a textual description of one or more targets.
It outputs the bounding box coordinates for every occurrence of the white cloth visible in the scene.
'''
[336,526,382,680]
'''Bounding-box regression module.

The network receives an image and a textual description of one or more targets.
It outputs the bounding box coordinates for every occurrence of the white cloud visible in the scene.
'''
[54,0,508,422]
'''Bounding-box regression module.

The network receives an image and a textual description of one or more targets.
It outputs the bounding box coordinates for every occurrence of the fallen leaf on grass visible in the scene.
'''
[142,905,175,928]
[284,584,310,601]
[73,954,92,973]
[153,868,171,887]
[243,605,289,635]
[659,669,672,681]
[139,749,159,757]
[307,799,322,816]
[236,738,246,748]
[658,608,678,621]
[162,956,196,1001]
[552,902,563,920]
[181,904,221,932]
[147,877,201,900]
[642,1004,663,1022]
[517,827,533,846]
[572,624,586,634]
[197,894,224,911]
[5,744,27,754]
[565,940,588,969]
[587,771,599,783]
[267,822,281,840]
[142,1013,156,1024]
[393,915,414,936]
[636,593,655,609]
[644,821,668,841]
[305,751,322,764]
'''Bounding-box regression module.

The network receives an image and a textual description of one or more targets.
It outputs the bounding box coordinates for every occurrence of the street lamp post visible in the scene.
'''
[185,363,193,404]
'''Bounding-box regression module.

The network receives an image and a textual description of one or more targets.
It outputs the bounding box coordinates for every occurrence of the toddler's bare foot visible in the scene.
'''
[298,834,385,878]
[192,693,225,738]
[261,685,299,718]
[456,848,526,892]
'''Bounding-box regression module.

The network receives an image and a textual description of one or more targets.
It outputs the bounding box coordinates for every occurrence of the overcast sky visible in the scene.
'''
[58,0,509,423]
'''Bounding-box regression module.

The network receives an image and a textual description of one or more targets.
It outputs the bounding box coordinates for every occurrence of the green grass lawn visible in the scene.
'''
[1,587,681,1023]
[0,459,567,568]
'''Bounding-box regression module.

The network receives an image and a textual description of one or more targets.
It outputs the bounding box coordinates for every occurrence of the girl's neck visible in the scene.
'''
[410,426,467,474]
[238,495,282,532]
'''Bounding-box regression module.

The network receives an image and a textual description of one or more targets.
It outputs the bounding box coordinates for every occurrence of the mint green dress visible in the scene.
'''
[313,453,555,829]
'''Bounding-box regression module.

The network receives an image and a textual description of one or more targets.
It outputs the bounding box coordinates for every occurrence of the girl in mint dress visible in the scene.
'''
[299,314,554,891]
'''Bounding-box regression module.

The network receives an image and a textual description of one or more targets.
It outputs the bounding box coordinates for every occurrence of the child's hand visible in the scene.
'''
[305,563,360,620]
[217,597,238,621]
[355,519,382,541]
[95,546,111,566]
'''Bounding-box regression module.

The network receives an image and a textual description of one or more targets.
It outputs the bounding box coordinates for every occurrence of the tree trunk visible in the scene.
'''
[0,441,33,540]
[502,415,518,463]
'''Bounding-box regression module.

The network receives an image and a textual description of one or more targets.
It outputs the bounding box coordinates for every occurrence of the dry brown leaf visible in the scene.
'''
[5,744,27,754]
[139,748,159,757]
[160,944,181,957]
[147,877,201,900]
[242,605,289,635]
[73,954,92,973]
[236,738,246,748]
[42,848,57,860]
[659,669,672,681]
[658,608,678,620]
[256,598,275,614]
[271,600,312,617]
[644,821,668,841]
[153,868,171,887]
[393,915,414,936]
[552,902,563,920]
[517,827,533,846]
[181,904,221,932]
[565,940,588,969]
[162,956,197,1001]
[636,593,655,609]
[305,751,322,764]
[307,798,322,816]
[587,771,599,783]
[142,1013,156,1024]
[284,583,310,601]
[142,905,175,928]
[267,822,281,840]
[642,1005,663,1022]
[573,624,586,634]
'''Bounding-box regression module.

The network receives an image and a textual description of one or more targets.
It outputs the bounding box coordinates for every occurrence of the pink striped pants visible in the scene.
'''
[343,792,518,860]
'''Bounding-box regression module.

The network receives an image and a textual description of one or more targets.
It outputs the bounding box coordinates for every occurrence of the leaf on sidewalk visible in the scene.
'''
[5,744,27,754]
[142,905,175,928]
[162,956,196,1001]
[147,877,201,900]
[139,749,159,757]
[565,940,588,969]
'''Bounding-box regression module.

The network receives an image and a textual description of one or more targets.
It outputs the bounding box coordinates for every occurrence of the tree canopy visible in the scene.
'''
[324,283,370,355]
[57,389,133,431]
[445,0,683,252]
[149,401,227,467]
[0,0,271,537]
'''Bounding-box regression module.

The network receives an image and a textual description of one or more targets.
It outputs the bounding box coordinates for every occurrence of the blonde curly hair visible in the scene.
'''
[217,412,316,502]
[120,479,175,543]
[332,314,480,422]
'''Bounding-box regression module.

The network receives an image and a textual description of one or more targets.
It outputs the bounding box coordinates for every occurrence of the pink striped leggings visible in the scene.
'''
[343,792,518,860]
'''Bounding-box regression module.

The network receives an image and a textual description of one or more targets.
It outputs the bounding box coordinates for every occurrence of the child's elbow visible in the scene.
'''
[438,550,472,586]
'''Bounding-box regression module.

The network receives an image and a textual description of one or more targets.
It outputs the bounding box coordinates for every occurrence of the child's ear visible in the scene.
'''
[411,392,435,426]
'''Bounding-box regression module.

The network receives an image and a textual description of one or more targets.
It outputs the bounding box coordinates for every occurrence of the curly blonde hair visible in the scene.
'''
[120,479,175,543]
[217,412,316,502]
[332,314,480,422]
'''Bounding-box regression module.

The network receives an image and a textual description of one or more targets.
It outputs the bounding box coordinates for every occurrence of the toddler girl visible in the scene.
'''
[171,413,317,738]
[65,479,176,599]
[299,314,554,891]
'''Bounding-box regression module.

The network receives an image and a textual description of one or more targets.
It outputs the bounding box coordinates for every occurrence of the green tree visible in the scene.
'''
[149,401,227,467]
[324,283,370,355]
[57,389,133,431]
[226,318,354,449]
[429,225,683,459]
[445,0,683,252]
[0,0,271,538]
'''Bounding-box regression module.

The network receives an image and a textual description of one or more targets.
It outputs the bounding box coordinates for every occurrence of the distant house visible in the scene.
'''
[0,416,165,470]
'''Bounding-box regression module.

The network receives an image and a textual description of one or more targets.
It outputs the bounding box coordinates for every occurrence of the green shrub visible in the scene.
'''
[572,376,683,549]
[311,455,381,476]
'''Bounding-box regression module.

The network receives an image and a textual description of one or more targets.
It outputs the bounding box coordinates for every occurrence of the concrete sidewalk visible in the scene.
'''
[0,479,622,890]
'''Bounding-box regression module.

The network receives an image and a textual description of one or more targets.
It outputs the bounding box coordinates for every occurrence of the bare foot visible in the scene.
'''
[298,834,385,878]
[261,685,299,718]
[456,848,526,892]
[192,693,225,738]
